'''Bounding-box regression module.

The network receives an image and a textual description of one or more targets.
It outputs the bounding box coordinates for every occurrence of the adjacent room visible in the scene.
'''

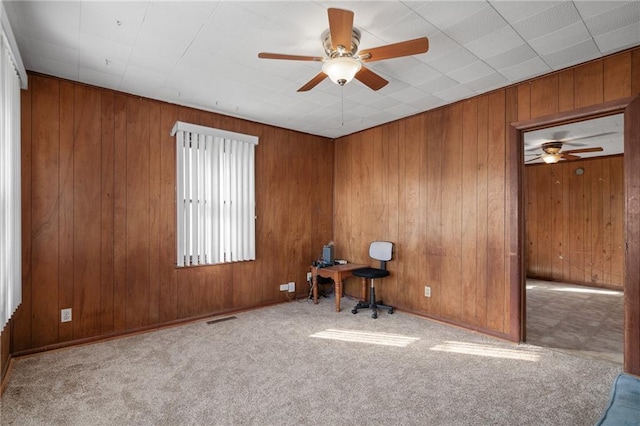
[1,1,640,424]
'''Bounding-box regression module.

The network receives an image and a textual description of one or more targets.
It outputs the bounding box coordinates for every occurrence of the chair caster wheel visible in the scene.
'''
[372,313,377,319]
[389,309,394,314]
[352,309,358,314]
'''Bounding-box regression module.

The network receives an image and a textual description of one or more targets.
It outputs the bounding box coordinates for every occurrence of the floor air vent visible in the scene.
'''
[206,316,237,325]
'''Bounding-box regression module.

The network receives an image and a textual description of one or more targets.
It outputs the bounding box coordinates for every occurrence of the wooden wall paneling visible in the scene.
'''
[550,165,564,280]
[158,103,179,322]
[1,322,9,382]
[611,156,625,287]
[505,86,520,340]
[73,85,103,339]
[475,95,489,327]
[176,266,222,318]
[383,123,400,301]
[590,159,605,285]
[112,94,127,332]
[426,110,445,316]
[632,50,640,96]
[517,83,531,121]
[530,75,558,118]
[30,76,61,347]
[537,162,552,278]
[124,96,151,329]
[624,95,640,375]
[566,160,587,283]
[14,86,33,351]
[524,166,538,277]
[485,91,507,333]
[100,92,115,333]
[441,105,463,320]
[58,82,74,343]
[604,53,632,102]
[574,61,604,108]
[558,69,575,113]
[600,158,614,285]
[397,117,421,309]
[414,117,427,311]
[254,125,283,303]
[310,133,334,285]
[147,101,161,324]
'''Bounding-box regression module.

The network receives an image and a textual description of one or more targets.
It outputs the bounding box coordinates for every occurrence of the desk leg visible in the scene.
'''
[335,279,341,312]
[313,272,319,304]
[361,277,367,302]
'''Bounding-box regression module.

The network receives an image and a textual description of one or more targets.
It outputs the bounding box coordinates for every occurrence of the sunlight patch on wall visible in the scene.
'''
[430,341,540,362]
[310,329,420,347]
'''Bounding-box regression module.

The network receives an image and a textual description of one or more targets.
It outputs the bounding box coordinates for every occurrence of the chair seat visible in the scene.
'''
[352,267,390,279]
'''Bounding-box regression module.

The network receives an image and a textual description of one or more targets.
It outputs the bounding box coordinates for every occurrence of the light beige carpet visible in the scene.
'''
[1,296,621,425]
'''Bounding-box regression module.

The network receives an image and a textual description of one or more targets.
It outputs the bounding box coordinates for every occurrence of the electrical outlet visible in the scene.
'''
[279,284,289,291]
[288,282,295,293]
[424,286,431,298]
[306,272,312,282]
[61,308,72,323]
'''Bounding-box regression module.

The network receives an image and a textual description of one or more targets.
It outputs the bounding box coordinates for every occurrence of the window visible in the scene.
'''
[1,3,27,329]
[171,122,258,267]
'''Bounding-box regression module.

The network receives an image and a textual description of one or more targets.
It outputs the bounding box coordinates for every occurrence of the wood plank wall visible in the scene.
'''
[333,48,640,339]
[3,73,333,361]
[2,48,640,385]
[525,156,624,290]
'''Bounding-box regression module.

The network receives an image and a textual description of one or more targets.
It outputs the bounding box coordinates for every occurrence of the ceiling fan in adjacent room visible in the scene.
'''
[525,141,604,164]
[257,8,429,92]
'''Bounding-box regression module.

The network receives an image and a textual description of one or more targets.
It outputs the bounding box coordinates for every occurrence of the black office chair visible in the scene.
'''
[351,241,394,319]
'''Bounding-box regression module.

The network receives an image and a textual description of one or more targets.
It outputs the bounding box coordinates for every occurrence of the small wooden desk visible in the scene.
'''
[311,264,368,312]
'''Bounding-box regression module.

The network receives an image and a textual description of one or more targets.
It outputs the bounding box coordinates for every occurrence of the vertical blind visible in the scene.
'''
[1,3,27,330]
[171,122,258,267]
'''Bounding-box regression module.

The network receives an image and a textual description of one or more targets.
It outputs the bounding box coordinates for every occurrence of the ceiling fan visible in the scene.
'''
[257,8,429,92]
[525,141,604,164]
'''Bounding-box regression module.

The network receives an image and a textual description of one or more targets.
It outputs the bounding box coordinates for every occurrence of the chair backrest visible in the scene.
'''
[369,241,393,270]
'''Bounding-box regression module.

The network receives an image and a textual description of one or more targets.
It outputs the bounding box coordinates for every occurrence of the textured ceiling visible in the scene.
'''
[3,1,640,138]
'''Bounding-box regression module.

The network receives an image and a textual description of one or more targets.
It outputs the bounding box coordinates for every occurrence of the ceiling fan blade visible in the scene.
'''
[328,8,354,51]
[297,72,328,92]
[564,131,619,143]
[258,52,324,62]
[560,154,581,161]
[359,37,429,62]
[525,156,543,163]
[562,147,604,155]
[355,66,388,91]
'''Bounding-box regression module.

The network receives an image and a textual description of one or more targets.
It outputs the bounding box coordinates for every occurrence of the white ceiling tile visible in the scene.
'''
[268,2,331,39]
[433,84,474,102]
[395,63,444,87]
[27,55,79,81]
[388,87,430,104]
[464,26,524,58]
[24,37,78,67]
[386,102,419,118]
[417,75,459,94]
[406,94,447,111]
[542,39,601,70]
[573,1,631,20]
[78,51,126,78]
[528,21,591,56]
[10,1,81,47]
[485,44,537,70]
[511,1,582,41]
[464,72,508,94]
[445,6,508,45]
[411,1,488,30]
[343,2,414,31]
[595,23,640,54]
[448,61,494,84]
[140,3,205,48]
[489,1,560,23]
[79,32,132,65]
[372,10,438,43]
[128,31,185,75]
[427,47,477,74]
[583,2,640,36]
[79,1,148,46]
[153,1,220,24]
[79,67,122,91]
[499,57,551,83]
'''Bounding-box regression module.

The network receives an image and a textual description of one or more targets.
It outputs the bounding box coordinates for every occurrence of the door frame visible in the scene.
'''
[509,96,640,375]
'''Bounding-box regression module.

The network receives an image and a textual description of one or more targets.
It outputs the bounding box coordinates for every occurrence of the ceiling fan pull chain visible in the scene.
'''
[341,86,344,126]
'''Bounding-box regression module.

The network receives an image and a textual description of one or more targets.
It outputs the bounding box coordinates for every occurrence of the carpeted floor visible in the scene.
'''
[0,296,621,425]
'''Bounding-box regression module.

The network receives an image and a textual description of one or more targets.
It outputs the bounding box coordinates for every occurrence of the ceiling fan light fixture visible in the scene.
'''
[322,56,361,86]
[542,153,561,164]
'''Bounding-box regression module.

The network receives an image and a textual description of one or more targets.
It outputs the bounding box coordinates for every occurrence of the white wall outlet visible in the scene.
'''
[288,282,295,293]
[424,286,431,298]
[61,308,72,323]
[279,284,289,291]
[306,272,312,282]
